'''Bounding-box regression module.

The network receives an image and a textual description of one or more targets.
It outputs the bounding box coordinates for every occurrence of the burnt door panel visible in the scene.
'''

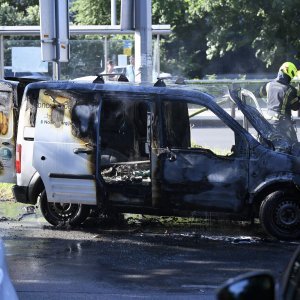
[0,80,17,183]
[160,149,248,212]
[99,95,152,206]
[157,98,249,212]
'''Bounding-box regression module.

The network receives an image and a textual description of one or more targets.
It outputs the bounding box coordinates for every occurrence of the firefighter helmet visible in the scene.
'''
[279,62,298,79]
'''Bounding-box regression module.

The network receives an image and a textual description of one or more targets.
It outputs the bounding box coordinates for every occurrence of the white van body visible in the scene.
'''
[16,99,35,188]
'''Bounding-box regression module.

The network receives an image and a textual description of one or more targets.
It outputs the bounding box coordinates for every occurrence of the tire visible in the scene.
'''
[39,190,90,226]
[259,190,300,240]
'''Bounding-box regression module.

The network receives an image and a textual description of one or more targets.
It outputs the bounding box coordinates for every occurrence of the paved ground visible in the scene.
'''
[0,210,299,299]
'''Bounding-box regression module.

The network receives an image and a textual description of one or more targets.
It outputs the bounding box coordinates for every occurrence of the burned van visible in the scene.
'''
[0,78,40,183]
[2,80,300,240]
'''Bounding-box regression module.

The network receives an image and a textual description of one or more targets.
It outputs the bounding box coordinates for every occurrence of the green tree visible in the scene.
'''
[0,3,21,25]
[0,0,39,25]
[70,0,113,25]
[22,5,39,25]
[188,0,300,70]
[152,0,209,78]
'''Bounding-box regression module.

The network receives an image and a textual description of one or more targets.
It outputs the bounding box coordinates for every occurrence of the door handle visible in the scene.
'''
[168,152,177,162]
[73,148,93,155]
[166,148,177,162]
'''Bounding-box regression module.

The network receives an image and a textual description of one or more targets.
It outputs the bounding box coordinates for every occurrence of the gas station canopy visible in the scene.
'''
[0,25,171,36]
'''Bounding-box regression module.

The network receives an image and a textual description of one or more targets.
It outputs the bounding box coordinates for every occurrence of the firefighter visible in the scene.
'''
[259,62,300,143]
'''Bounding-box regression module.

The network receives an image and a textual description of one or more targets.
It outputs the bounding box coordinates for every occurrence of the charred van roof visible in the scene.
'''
[24,80,253,140]
[24,80,216,104]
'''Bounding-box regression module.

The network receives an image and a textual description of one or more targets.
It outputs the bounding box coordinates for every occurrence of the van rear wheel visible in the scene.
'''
[39,190,90,226]
[259,190,300,240]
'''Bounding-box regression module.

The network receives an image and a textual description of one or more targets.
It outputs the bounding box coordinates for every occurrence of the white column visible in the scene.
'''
[0,35,4,79]
[135,0,152,83]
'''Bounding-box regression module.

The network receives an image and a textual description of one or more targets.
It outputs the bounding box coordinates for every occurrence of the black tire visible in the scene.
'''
[39,190,90,226]
[259,190,300,240]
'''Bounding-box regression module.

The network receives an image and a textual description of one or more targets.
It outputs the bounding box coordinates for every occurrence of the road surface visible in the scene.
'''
[0,211,298,299]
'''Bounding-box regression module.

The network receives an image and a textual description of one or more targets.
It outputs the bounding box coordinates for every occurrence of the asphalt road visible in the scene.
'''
[0,212,299,300]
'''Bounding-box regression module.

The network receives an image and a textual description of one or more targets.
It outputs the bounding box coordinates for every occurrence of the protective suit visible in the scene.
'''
[260,62,300,143]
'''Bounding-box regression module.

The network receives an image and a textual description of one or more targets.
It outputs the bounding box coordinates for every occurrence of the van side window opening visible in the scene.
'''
[163,101,236,156]
[99,94,151,185]
[163,101,191,148]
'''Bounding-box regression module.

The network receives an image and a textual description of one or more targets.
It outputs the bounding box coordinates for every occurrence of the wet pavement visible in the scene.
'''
[0,202,299,299]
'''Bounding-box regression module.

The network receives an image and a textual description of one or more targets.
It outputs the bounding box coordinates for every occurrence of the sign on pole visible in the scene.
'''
[56,0,69,62]
[123,40,132,56]
[39,0,56,61]
[120,0,135,30]
[39,0,69,62]
[135,0,152,83]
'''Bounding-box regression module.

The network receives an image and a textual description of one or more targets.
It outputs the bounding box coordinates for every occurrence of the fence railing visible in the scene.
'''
[185,79,300,120]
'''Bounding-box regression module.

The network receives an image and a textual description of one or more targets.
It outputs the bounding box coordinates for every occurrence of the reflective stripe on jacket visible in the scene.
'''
[265,74,300,119]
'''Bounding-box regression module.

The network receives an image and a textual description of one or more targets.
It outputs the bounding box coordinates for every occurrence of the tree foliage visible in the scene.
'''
[70,0,113,25]
[1,0,300,77]
[0,0,39,25]
[187,0,300,70]
[69,0,292,76]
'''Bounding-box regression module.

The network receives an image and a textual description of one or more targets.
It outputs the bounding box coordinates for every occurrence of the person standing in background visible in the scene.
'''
[106,60,114,75]
[101,60,116,81]
[126,56,135,82]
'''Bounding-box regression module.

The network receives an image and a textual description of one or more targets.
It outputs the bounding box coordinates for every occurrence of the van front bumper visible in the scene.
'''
[12,185,30,204]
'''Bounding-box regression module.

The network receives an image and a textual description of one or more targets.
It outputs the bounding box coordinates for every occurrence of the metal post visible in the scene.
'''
[157,34,160,77]
[0,35,4,79]
[111,0,117,25]
[104,36,108,73]
[54,0,60,80]
[53,61,59,80]
[135,0,152,83]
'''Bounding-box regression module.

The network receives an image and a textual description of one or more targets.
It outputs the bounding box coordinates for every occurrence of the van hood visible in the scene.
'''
[228,89,299,154]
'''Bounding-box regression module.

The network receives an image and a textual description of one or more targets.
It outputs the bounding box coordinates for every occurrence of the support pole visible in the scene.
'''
[111,0,117,25]
[53,61,59,80]
[135,0,152,83]
[104,36,108,73]
[157,34,160,77]
[54,0,60,80]
[0,35,4,79]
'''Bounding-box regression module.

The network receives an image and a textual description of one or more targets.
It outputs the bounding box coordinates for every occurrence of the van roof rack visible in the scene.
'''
[117,74,129,82]
[175,77,186,85]
[93,75,105,84]
[93,73,129,83]
[154,78,166,87]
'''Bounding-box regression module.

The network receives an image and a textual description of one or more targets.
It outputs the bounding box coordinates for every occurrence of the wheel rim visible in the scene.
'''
[275,201,300,229]
[48,202,79,220]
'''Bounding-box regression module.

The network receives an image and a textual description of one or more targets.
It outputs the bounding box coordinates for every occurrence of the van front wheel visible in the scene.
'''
[39,190,90,226]
[259,190,300,240]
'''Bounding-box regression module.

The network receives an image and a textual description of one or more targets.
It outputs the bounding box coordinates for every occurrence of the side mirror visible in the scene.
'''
[216,272,275,300]
[281,246,300,300]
